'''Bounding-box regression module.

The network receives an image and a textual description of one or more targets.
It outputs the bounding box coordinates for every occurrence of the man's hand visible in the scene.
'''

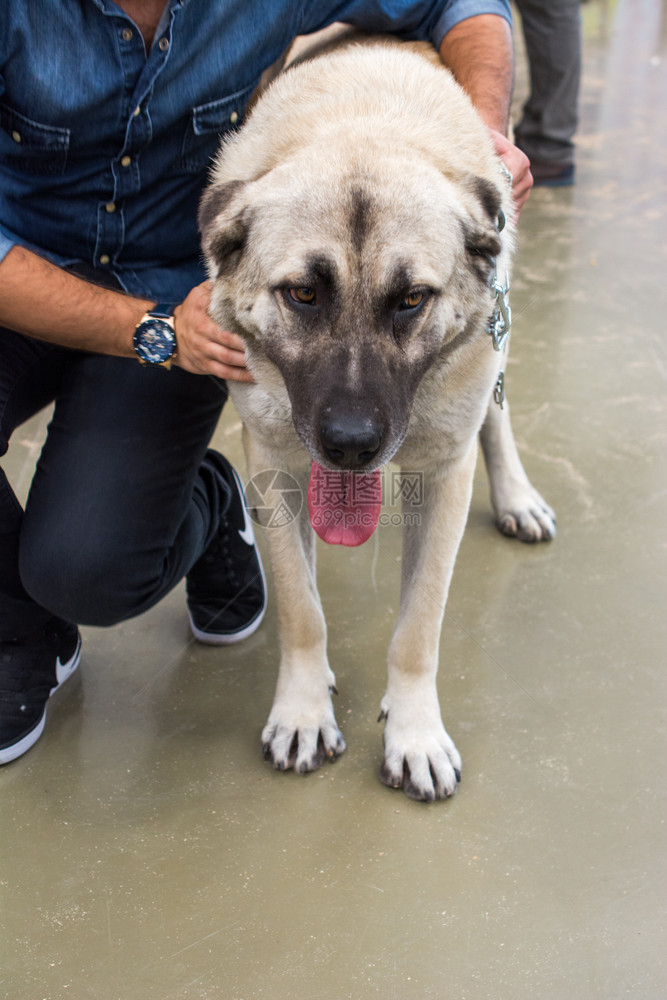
[173,281,253,382]
[489,129,533,218]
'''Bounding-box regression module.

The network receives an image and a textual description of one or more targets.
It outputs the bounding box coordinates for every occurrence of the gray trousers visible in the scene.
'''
[514,0,582,165]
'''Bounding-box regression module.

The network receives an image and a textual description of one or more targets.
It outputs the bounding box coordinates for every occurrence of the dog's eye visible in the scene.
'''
[399,290,425,310]
[289,287,317,305]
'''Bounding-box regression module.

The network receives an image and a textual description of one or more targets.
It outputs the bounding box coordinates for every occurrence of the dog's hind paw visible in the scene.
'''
[262,715,346,774]
[494,483,556,543]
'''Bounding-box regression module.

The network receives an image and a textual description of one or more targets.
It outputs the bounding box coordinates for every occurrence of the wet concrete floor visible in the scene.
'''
[1,2,666,997]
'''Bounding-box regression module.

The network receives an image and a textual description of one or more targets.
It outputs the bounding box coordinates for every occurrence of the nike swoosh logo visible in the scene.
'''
[239,509,255,546]
[55,634,82,688]
[236,474,256,546]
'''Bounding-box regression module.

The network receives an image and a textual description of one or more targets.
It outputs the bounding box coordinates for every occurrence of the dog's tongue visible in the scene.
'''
[307,462,382,546]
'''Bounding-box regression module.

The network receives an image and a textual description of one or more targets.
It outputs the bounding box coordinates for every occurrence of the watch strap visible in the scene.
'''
[148,303,176,319]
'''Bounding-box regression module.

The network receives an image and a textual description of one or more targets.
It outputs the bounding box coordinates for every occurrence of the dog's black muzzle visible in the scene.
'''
[319,411,383,469]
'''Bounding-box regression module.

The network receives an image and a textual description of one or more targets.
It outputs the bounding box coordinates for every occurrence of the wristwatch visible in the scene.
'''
[133,304,177,368]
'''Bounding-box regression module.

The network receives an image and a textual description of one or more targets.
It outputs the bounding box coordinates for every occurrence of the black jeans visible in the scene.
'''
[0,325,229,640]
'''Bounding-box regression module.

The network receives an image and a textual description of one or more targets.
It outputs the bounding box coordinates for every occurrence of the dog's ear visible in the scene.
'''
[198,180,250,273]
[461,175,505,280]
[470,176,506,232]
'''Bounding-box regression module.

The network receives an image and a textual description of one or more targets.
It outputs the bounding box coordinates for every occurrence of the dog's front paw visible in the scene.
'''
[494,481,556,543]
[378,695,461,802]
[261,690,346,774]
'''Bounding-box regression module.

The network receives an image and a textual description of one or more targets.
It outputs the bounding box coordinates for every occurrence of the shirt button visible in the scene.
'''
[99,254,111,266]
[121,155,132,168]
[229,111,239,125]
[11,130,22,143]
[158,37,169,51]
[122,28,133,42]
[105,202,116,213]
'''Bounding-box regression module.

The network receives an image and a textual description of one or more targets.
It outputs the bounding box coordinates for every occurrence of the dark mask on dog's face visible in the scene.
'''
[200,163,503,475]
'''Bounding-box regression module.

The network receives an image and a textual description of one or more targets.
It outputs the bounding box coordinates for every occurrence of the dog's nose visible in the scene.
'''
[319,415,381,468]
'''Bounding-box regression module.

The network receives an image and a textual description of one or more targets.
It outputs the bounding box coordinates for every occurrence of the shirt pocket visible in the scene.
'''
[0,102,70,175]
[179,83,256,173]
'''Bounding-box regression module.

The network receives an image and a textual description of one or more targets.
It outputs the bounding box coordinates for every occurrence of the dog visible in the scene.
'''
[198,37,556,801]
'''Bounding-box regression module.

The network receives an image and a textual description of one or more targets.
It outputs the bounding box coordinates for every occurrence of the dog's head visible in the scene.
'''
[199,154,507,472]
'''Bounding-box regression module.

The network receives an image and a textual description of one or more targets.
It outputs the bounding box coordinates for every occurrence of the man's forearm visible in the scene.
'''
[439,14,514,134]
[440,14,534,215]
[0,245,152,356]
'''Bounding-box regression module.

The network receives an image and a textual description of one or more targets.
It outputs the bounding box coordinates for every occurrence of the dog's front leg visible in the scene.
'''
[379,446,478,801]
[260,516,347,773]
[243,430,345,774]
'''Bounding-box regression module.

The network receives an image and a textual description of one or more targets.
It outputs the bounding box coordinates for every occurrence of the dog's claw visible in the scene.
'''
[377,708,388,723]
[454,768,462,783]
[379,760,401,788]
[261,719,346,775]
[329,684,339,696]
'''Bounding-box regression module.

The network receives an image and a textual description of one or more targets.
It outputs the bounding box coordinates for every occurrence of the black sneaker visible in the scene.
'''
[0,617,81,765]
[186,451,267,645]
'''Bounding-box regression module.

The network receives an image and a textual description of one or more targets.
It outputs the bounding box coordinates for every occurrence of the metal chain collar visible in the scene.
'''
[487,170,513,407]
[486,270,512,353]
[486,261,511,409]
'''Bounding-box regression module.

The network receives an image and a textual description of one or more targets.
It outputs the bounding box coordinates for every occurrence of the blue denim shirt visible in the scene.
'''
[0,0,510,301]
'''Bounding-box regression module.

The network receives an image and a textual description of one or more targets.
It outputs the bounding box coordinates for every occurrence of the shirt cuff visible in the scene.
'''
[431,0,512,50]
[0,226,16,267]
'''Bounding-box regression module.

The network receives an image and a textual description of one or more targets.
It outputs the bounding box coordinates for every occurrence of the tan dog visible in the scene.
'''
[199,39,555,801]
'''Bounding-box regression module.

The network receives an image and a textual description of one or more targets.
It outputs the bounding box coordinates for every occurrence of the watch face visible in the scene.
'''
[134,318,176,364]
